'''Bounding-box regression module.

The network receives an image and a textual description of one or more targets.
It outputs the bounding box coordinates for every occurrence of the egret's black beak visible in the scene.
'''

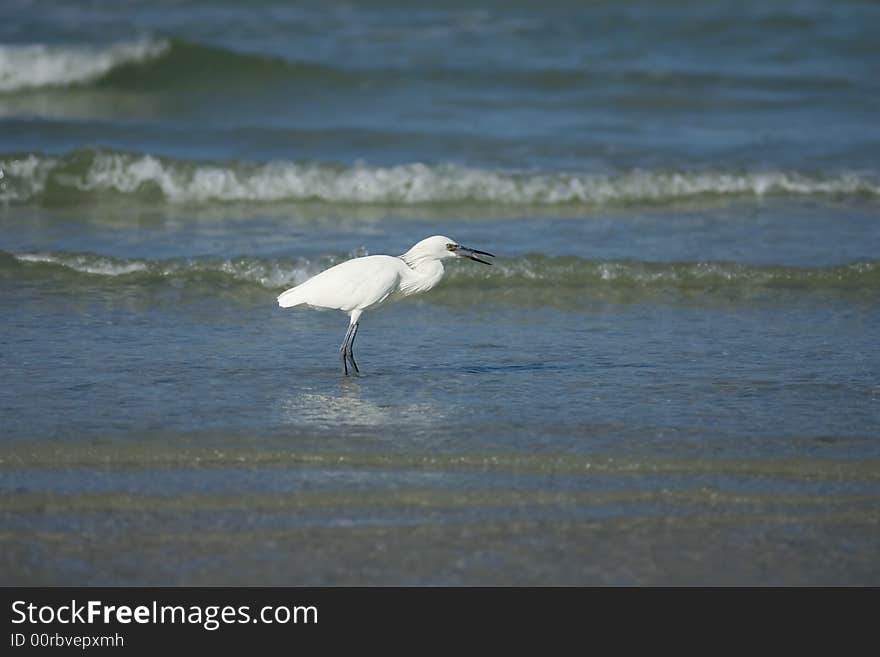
[454,245,495,265]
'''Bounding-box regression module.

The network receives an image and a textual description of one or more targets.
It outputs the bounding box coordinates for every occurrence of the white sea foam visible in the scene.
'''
[11,251,326,289]
[64,155,880,205]
[0,38,169,92]
[16,252,149,276]
[0,154,55,202]
[2,151,879,206]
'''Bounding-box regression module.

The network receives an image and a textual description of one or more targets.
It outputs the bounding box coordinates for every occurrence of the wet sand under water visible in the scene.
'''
[2,444,878,585]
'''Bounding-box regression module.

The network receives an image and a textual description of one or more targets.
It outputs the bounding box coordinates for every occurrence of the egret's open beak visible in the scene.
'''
[455,245,495,265]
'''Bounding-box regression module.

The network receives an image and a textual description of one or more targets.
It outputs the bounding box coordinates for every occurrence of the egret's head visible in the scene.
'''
[407,235,494,265]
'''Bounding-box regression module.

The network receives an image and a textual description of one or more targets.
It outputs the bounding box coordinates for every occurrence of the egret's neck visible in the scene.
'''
[398,254,446,296]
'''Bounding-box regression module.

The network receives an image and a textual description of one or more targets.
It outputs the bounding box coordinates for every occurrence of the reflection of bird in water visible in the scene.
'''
[282,390,440,428]
[277,236,494,375]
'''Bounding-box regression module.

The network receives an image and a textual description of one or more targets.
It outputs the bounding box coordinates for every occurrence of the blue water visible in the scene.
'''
[1,0,879,585]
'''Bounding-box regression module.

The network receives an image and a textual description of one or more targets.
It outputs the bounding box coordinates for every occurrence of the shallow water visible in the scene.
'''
[1,0,879,585]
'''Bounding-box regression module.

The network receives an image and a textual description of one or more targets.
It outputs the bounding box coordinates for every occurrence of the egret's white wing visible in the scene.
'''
[277,255,403,312]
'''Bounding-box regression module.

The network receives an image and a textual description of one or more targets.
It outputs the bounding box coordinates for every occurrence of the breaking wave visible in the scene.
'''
[1,149,878,207]
[5,251,878,296]
[0,38,169,92]
[0,37,357,94]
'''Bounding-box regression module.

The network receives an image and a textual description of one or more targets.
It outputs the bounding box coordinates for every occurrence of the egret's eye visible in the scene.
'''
[446,243,457,251]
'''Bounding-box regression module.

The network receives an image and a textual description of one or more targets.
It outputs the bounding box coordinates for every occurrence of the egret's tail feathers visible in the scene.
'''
[277,286,305,308]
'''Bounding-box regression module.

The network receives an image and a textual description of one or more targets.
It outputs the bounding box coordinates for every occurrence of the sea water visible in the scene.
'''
[1,0,878,585]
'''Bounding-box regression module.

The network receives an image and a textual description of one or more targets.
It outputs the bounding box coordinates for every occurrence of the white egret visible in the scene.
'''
[277,235,494,375]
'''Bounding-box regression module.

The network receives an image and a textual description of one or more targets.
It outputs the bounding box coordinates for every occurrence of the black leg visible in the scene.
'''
[346,322,360,374]
[339,323,355,375]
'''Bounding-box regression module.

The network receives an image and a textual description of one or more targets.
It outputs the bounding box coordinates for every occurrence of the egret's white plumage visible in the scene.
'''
[277,235,494,375]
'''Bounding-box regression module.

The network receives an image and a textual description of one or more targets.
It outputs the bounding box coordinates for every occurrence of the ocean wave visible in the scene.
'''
[0,37,355,94]
[445,257,880,291]
[6,251,878,296]
[0,35,856,100]
[1,150,878,207]
[0,38,169,92]
[6,252,332,291]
